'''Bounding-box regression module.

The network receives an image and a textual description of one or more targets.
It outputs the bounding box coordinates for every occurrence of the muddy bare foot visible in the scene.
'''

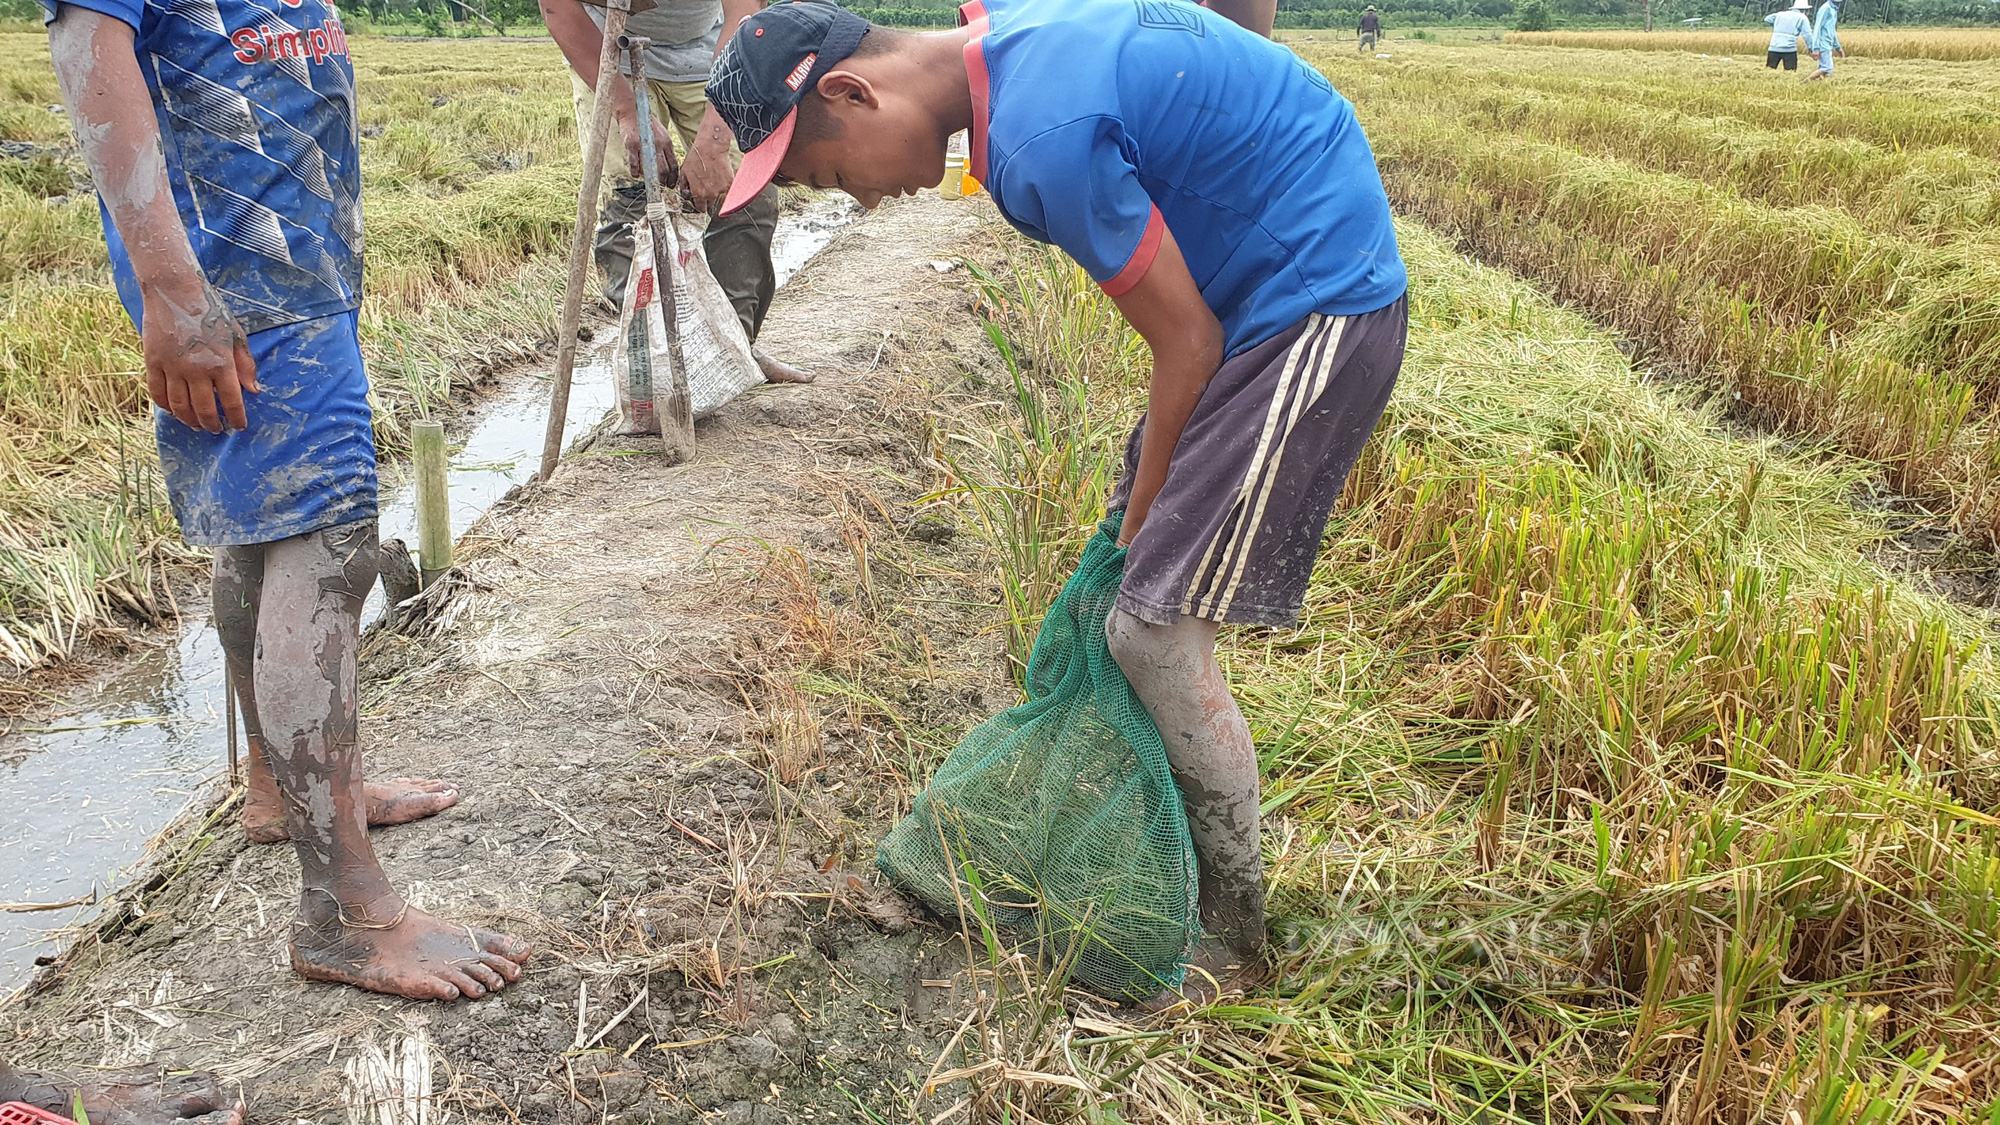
[0,1062,243,1125]
[1135,937,1269,1014]
[291,893,531,1001]
[244,777,460,844]
[755,349,816,384]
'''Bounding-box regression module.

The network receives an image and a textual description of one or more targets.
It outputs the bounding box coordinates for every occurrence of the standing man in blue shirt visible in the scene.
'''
[1764,0,1810,70]
[46,0,531,1000]
[705,0,1407,1002]
[1806,0,1843,78]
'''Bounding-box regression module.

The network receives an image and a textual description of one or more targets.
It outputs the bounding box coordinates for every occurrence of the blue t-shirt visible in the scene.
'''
[45,0,363,335]
[961,0,1405,359]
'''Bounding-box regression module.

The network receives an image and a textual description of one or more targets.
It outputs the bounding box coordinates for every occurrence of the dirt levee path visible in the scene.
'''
[1,194,1004,1124]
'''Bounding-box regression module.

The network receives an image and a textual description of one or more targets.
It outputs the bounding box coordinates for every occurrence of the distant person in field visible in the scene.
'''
[706,0,1405,1003]
[45,0,531,1001]
[1359,5,1380,51]
[1764,0,1810,70]
[1806,0,1842,77]
[1,1060,240,1125]
[540,0,815,385]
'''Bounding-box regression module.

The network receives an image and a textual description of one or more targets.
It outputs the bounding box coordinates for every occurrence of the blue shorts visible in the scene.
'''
[155,310,378,548]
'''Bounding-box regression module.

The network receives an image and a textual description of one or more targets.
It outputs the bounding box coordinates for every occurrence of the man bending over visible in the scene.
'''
[47,0,530,999]
[705,0,1406,1001]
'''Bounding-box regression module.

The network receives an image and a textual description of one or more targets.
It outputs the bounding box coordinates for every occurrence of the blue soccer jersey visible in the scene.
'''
[45,0,363,334]
[961,0,1405,359]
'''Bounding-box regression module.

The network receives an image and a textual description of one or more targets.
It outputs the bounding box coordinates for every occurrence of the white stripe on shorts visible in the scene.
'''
[1183,313,1348,621]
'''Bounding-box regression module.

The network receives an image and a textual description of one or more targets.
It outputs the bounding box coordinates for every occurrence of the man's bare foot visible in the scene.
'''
[291,892,531,1001]
[1134,936,1269,1014]
[244,777,459,844]
[755,350,816,384]
[0,1061,242,1125]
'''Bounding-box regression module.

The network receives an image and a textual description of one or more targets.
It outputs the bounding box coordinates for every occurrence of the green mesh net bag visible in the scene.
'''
[878,513,1200,1001]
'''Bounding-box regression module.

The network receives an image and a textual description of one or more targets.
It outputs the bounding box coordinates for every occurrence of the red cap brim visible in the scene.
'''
[720,108,797,216]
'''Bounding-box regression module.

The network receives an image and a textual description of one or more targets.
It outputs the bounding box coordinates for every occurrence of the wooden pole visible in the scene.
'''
[412,420,452,586]
[540,0,632,483]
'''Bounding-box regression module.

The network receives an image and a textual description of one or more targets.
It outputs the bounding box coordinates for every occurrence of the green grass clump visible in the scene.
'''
[925,229,2000,1124]
[0,35,584,668]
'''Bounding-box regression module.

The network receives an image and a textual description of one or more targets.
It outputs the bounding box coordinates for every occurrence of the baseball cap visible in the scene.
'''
[707,0,872,215]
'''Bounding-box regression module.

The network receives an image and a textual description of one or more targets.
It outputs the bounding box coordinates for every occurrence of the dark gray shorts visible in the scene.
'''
[1110,297,1407,628]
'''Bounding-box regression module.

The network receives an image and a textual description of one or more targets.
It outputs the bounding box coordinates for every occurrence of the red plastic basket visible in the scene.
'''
[0,1103,76,1125]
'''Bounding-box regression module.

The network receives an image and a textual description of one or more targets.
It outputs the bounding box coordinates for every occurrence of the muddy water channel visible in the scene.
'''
[0,198,861,995]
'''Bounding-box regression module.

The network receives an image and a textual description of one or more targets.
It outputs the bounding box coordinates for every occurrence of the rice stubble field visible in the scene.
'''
[890,29,2000,1123]
[1297,33,2000,553]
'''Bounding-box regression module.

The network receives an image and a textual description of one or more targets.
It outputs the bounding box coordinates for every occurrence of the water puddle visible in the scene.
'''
[0,198,861,997]
[770,196,862,284]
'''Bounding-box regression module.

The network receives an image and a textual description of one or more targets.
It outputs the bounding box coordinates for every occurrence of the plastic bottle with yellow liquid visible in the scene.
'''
[940,130,967,199]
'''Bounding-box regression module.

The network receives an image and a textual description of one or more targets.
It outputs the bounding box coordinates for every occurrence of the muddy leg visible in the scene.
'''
[1104,607,1267,958]
[0,1059,242,1125]
[256,522,531,1000]
[214,544,279,834]
[216,544,460,846]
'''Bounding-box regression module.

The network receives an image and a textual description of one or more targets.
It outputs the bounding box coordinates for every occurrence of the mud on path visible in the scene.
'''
[1,194,1018,1124]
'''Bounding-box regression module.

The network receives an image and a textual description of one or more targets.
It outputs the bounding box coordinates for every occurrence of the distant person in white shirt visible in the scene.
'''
[1763,0,1810,70]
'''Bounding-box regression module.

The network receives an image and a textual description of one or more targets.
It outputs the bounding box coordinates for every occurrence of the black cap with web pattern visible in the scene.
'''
[707,0,871,153]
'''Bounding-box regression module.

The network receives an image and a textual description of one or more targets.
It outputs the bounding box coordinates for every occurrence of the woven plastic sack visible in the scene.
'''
[613,206,762,434]
[878,513,1200,1001]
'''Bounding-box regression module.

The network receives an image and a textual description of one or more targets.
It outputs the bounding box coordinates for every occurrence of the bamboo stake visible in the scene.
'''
[540,0,634,482]
[412,420,452,586]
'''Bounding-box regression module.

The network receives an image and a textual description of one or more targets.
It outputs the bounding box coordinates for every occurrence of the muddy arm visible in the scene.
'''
[541,0,674,181]
[1107,226,1226,547]
[677,0,762,209]
[0,1060,32,1105]
[47,5,258,434]
[378,537,422,625]
[540,0,631,106]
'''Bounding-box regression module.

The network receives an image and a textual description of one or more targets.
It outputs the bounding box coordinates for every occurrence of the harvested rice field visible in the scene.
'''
[3,24,1999,1125]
